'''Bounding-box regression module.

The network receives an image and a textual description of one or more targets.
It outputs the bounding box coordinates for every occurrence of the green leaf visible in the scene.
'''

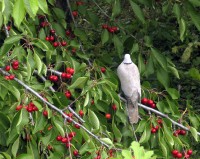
[186,2,200,31]
[4,35,22,44]
[12,0,26,27]
[173,3,181,20]
[112,122,122,142]
[156,67,169,88]
[139,123,151,144]
[179,18,186,41]
[0,43,13,58]
[16,154,33,159]
[122,150,132,159]
[88,110,100,129]
[168,66,180,79]
[159,138,169,158]
[30,0,39,16]
[189,0,200,6]
[83,92,90,107]
[74,28,87,41]
[11,137,19,157]
[53,121,65,137]
[32,113,47,134]
[34,52,43,74]
[112,0,121,18]
[113,35,124,55]
[38,0,48,14]
[163,123,174,147]
[138,53,145,74]
[68,77,88,89]
[101,29,109,45]
[166,88,180,99]
[181,45,193,63]
[145,54,154,77]
[100,138,113,146]
[151,48,167,70]
[129,1,145,24]
[190,127,199,141]
[188,68,200,80]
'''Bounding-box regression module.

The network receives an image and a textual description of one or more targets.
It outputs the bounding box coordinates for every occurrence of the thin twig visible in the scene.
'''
[0,68,109,147]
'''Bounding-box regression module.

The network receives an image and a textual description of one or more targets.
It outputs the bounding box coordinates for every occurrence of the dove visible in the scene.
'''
[117,54,141,124]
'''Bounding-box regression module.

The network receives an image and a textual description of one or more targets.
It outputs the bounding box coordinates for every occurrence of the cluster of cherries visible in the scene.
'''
[171,149,193,158]
[102,24,119,33]
[173,129,186,137]
[151,118,163,134]
[56,132,79,155]
[16,102,38,113]
[4,60,20,80]
[141,98,156,109]
[45,29,67,47]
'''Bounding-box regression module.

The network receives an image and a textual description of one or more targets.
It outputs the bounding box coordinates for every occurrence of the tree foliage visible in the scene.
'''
[0,0,200,158]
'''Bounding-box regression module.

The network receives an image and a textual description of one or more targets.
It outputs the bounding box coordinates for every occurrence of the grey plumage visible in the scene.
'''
[117,54,141,124]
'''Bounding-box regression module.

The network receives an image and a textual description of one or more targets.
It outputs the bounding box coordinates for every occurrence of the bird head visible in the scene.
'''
[123,54,132,64]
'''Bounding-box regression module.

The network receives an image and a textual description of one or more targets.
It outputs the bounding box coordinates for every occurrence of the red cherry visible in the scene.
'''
[6,26,11,31]
[172,150,179,156]
[43,110,48,117]
[53,42,59,47]
[4,76,10,80]
[49,75,54,81]
[187,149,192,155]
[69,68,74,75]
[101,67,106,73]
[16,105,23,111]
[141,98,148,105]
[176,152,183,158]
[150,103,156,109]
[61,72,67,78]
[47,145,53,150]
[91,100,94,105]
[26,106,33,112]
[5,65,11,71]
[111,26,118,32]
[147,99,154,106]
[102,24,108,29]
[52,75,58,82]
[12,65,19,70]
[66,143,71,148]
[151,128,157,133]
[65,73,72,79]
[9,74,15,80]
[105,113,111,119]
[40,22,46,27]
[73,150,79,156]
[155,125,159,130]
[50,29,55,34]
[45,36,50,41]
[32,106,38,111]
[112,104,117,111]
[107,27,115,33]
[72,11,78,17]
[61,41,67,46]
[179,130,186,135]
[68,132,76,138]
[66,30,71,36]
[157,119,163,125]
[67,113,74,118]
[61,137,68,143]
[97,155,101,159]
[74,124,80,129]
[79,110,84,117]
[49,36,55,41]
[65,91,71,99]
[66,67,71,73]
[76,1,84,6]
[12,60,19,67]
[71,48,76,53]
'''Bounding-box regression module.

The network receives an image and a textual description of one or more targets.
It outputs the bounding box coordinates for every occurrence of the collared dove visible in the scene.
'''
[117,54,141,124]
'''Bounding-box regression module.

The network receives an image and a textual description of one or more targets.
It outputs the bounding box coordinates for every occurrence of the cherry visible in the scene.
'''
[49,36,54,41]
[112,26,118,32]
[12,60,19,67]
[53,41,59,47]
[172,150,179,156]
[66,67,71,73]
[75,124,81,129]
[107,27,115,33]
[9,74,15,80]
[52,75,58,82]
[66,30,71,36]
[79,110,84,117]
[61,41,67,46]
[72,11,78,17]
[4,65,10,71]
[65,142,71,148]
[4,76,10,80]
[47,145,53,150]
[102,24,108,29]
[151,128,157,133]
[61,72,67,78]
[76,1,84,6]
[50,29,55,34]
[6,26,11,31]
[47,125,53,131]
[26,106,33,112]
[179,130,186,135]
[65,91,71,99]
[147,99,154,106]
[150,103,156,109]
[16,105,23,111]
[176,152,183,158]
[12,65,19,70]
[68,68,75,75]
[43,110,48,117]
[61,137,68,143]
[154,125,159,130]
[112,104,117,111]
[157,119,163,125]
[32,106,38,111]
[105,113,111,119]
[101,67,106,73]
[187,149,192,155]
[73,150,79,156]
[91,100,94,105]
[45,36,50,41]
[65,73,72,79]
[68,132,76,138]
[141,98,148,105]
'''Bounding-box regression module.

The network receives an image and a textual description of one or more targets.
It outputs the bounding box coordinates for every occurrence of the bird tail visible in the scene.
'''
[127,99,139,124]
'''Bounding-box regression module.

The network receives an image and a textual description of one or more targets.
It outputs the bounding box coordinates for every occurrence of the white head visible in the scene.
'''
[123,54,132,64]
